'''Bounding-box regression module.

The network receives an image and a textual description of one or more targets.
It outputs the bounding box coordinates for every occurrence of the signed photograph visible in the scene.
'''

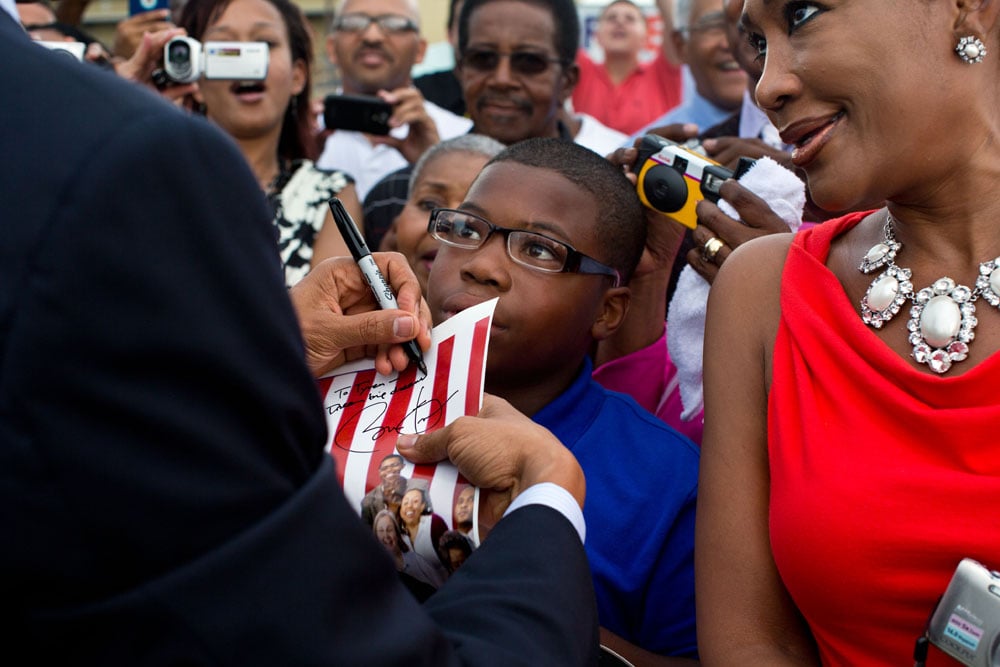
[318,299,497,596]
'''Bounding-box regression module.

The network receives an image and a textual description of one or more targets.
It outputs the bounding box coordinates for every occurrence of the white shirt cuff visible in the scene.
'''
[503,482,586,544]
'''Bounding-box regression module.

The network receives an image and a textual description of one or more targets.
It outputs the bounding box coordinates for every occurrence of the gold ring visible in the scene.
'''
[702,236,725,262]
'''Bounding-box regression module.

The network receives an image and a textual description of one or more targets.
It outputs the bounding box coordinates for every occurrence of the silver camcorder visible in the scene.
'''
[927,558,1000,666]
[163,37,269,83]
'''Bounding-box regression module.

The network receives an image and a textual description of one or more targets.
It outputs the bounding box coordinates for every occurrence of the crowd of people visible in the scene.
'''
[7,0,1000,664]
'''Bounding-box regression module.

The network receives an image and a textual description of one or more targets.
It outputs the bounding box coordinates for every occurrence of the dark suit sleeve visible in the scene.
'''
[425,504,601,666]
[1,31,597,665]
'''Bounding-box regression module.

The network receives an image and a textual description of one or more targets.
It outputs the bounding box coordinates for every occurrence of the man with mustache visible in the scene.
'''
[317,0,471,201]
[456,0,579,146]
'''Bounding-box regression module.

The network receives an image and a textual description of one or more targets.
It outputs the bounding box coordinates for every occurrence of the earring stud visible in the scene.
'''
[956,35,987,64]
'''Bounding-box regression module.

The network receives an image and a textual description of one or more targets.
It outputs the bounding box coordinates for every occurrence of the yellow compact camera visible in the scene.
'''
[633,134,751,229]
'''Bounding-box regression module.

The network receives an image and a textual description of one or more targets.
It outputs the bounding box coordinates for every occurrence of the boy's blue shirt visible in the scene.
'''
[532,358,700,658]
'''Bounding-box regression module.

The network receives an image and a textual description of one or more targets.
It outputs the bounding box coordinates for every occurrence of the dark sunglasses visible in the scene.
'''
[460,47,564,76]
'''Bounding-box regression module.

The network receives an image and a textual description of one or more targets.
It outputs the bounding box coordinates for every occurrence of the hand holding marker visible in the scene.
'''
[328,197,428,376]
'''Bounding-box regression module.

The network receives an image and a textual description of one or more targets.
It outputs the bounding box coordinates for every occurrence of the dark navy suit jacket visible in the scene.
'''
[0,14,598,665]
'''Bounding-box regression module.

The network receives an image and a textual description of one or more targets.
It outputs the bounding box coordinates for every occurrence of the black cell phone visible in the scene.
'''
[323,94,393,135]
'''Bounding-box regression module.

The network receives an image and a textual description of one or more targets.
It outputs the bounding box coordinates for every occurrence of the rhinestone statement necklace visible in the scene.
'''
[859,215,1000,374]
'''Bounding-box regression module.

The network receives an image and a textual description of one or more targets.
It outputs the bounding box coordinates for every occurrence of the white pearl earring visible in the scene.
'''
[956,35,987,64]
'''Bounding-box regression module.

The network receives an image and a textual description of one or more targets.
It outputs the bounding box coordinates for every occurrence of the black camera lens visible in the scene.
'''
[641,164,688,213]
[168,42,190,64]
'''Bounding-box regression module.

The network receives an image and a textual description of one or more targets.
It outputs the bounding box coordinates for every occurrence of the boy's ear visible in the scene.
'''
[590,286,630,341]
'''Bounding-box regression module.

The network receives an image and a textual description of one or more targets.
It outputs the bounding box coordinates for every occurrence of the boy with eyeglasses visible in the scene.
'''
[316,0,471,200]
[426,137,700,661]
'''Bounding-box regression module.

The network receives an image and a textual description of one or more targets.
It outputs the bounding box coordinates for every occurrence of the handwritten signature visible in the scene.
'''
[331,385,459,453]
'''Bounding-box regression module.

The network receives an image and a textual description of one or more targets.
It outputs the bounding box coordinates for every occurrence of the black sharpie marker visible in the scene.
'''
[329,197,427,376]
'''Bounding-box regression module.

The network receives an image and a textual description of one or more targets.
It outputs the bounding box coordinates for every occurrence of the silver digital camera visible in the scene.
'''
[927,558,1000,666]
[162,37,269,83]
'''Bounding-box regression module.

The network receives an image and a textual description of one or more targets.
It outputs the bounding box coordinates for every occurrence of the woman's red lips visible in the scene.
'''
[780,112,844,167]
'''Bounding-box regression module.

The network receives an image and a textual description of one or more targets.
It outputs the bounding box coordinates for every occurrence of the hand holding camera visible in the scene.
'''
[109,27,189,102]
[323,94,393,136]
[370,87,442,164]
[686,178,796,283]
[323,87,441,165]
[632,134,754,230]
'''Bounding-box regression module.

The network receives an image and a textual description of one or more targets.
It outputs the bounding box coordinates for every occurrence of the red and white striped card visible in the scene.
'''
[319,298,497,543]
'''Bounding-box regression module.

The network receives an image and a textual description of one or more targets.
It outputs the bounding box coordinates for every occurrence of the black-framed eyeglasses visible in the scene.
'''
[333,13,418,34]
[428,208,621,287]
[460,47,565,76]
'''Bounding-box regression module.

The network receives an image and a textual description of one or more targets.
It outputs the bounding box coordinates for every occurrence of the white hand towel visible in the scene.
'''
[666,156,806,421]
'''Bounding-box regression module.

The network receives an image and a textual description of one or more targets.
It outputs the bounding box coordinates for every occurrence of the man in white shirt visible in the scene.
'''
[318,0,471,200]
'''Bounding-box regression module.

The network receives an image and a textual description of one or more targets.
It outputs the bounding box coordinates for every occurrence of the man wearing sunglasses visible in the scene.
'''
[317,0,471,201]
[455,0,580,147]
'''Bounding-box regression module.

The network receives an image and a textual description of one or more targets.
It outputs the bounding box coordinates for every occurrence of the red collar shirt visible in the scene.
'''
[572,50,683,136]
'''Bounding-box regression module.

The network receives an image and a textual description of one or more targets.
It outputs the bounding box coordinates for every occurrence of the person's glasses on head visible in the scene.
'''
[428,208,621,286]
[683,11,726,38]
[333,13,418,35]
[460,48,564,76]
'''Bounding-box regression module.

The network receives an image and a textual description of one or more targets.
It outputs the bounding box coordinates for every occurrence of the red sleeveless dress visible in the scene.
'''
[769,212,1000,666]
